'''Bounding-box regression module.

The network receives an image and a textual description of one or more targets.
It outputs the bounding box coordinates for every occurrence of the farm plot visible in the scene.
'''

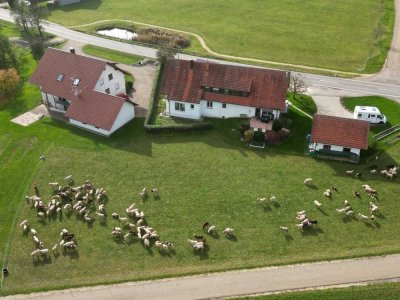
[3,131,400,295]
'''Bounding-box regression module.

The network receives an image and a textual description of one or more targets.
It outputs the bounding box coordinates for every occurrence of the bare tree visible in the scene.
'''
[289,73,309,99]
[11,2,30,34]
[28,4,48,41]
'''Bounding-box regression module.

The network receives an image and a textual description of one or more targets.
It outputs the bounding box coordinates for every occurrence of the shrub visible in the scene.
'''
[272,118,283,132]
[137,27,190,49]
[253,131,266,143]
[239,121,250,138]
[243,129,254,142]
[126,81,133,94]
[277,128,290,142]
[265,130,278,144]
[0,68,20,103]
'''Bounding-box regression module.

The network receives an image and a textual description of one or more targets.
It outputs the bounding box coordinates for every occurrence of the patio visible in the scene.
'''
[250,117,272,132]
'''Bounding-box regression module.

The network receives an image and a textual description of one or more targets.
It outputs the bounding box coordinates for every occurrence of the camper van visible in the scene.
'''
[353,106,387,124]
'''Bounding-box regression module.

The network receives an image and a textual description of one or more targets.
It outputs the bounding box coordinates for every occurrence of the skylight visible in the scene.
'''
[57,73,64,82]
[72,78,80,86]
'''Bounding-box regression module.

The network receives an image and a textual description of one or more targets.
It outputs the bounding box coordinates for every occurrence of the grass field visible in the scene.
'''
[82,44,143,65]
[241,282,400,300]
[47,0,394,73]
[1,40,400,296]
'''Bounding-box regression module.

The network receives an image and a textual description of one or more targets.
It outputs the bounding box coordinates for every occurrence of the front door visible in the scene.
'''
[255,108,260,117]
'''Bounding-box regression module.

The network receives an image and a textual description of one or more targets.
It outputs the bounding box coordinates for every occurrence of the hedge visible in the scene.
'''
[144,62,213,132]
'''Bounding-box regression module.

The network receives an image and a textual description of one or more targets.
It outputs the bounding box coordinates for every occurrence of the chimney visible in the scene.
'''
[189,60,194,69]
[69,47,75,54]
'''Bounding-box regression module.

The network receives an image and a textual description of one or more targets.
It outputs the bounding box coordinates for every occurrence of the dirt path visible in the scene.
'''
[4,254,400,299]
[365,0,400,84]
[69,19,361,76]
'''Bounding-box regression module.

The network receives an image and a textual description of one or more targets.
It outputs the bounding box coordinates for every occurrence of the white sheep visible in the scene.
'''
[84,213,93,223]
[346,170,354,175]
[48,182,59,189]
[60,229,69,237]
[336,208,347,214]
[303,178,313,186]
[139,188,148,199]
[33,235,40,244]
[30,228,37,236]
[370,202,379,213]
[31,249,40,258]
[95,212,105,221]
[143,238,150,247]
[63,203,72,211]
[20,220,29,232]
[98,204,106,214]
[296,214,307,221]
[297,210,306,215]
[222,228,234,236]
[358,213,374,221]
[370,169,377,174]
[52,243,58,253]
[37,212,45,219]
[64,175,73,183]
[323,189,332,198]
[256,197,266,204]
[346,210,354,216]
[119,217,129,223]
[207,225,216,234]
[313,200,322,208]
[269,196,277,202]
[150,188,159,195]
[279,226,288,232]
[344,200,349,206]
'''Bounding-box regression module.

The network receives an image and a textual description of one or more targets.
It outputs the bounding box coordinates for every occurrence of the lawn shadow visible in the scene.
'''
[63,250,79,260]
[144,246,154,256]
[194,246,209,260]
[284,234,294,241]
[32,256,52,266]
[262,205,272,212]
[362,221,376,229]
[373,221,381,229]
[153,194,161,201]
[306,185,318,190]
[207,232,220,240]
[342,216,356,223]
[272,202,280,208]
[316,207,329,216]
[373,212,385,219]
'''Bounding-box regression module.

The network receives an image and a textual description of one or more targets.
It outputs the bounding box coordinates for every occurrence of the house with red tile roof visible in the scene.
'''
[160,59,290,121]
[30,48,136,137]
[309,114,370,163]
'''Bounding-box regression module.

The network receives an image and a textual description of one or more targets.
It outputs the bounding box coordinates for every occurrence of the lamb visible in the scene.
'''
[303,178,313,186]
[95,212,105,221]
[98,204,106,214]
[296,211,306,215]
[296,214,307,222]
[313,200,322,208]
[124,232,134,242]
[370,202,379,213]
[52,243,58,253]
[150,188,159,195]
[111,229,122,237]
[323,189,332,198]
[154,240,163,249]
[48,182,59,189]
[143,238,150,247]
[193,242,204,250]
[256,197,267,204]
[20,220,29,232]
[25,195,41,203]
[336,208,347,214]
[385,172,394,180]
[30,228,37,236]
[355,172,362,178]
[119,217,129,224]
[269,196,277,202]
[222,228,234,236]
[78,206,86,216]
[111,212,119,219]
[279,226,288,233]
[370,169,377,174]
[345,205,352,212]
[358,213,374,221]
[38,248,49,255]
[346,170,354,175]
[346,210,354,216]
[139,188,148,199]
[207,225,216,234]
[33,235,40,244]
[64,175,73,183]
[63,203,72,211]
[83,213,93,223]
[31,249,41,258]
[36,212,45,219]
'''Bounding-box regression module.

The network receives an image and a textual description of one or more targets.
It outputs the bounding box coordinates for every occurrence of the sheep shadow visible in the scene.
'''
[316,208,329,216]
[284,234,294,241]
[153,194,161,201]
[22,230,29,237]
[306,185,318,190]
[32,256,52,266]
[143,246,154,256]
[361,221,375,229]
[38,219,47,226]
[342,216,356,223]
[158,249,176,257]
[99,220,108,227]
[86,221,94,229]
[58,213,64,222]
[53,252,61,259]
[113,236,125,244]
[272,202,281,208]
[373,212,385,219]
[207,232,220,240]
[225,235,238,242]
[373,221,381,229]
[62,250,79,260]
[194,247,209,260]
[262,205,272,212]
[300,227,324,236]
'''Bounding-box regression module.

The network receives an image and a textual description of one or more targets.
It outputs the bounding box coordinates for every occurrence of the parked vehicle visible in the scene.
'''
[353,106,387,124]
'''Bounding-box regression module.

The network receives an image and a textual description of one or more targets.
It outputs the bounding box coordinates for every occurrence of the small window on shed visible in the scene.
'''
[343,147,351,153]
[57,74,64,82]
[108,73,113,80]
[323,145,331,150]
[190,104,194,109]
[222,103,227,108]
[357,113,362,118]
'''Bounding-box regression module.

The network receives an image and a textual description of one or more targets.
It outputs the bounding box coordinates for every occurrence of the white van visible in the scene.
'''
[353,106,387,124]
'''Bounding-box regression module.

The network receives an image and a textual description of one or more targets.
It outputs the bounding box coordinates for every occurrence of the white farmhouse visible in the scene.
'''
[160,59,289,121]
[30,48,136,137]
[309,114,370,163]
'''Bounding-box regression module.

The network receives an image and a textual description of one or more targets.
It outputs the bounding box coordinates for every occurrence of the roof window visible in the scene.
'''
[72,78,80,86]
[57,74,64,82]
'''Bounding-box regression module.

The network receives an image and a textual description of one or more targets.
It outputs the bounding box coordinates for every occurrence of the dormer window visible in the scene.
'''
[57,74,64,82]
[72,78,80,86]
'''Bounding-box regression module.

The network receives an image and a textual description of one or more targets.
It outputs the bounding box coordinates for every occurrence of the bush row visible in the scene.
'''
[136,28,191,49]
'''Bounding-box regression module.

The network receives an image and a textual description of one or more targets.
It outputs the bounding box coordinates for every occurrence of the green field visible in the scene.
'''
[82,44,143,65]
[47,0,394,72]
[241,282,400,300]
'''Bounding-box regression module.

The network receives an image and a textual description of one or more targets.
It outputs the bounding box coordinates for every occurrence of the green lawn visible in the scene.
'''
[241,282,400,300]
[288,93,317,116]
[82,44,143,65]
[0,20,21,37]
[1,45,400,295]
[47,0,394,72]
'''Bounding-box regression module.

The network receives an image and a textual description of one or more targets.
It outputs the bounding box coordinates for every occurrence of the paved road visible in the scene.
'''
[4,254,400,300]
[1,8,400,102]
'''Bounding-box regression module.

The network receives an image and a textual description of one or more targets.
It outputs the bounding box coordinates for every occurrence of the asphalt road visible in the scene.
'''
[4,254,400,300]
[1,9,400,102]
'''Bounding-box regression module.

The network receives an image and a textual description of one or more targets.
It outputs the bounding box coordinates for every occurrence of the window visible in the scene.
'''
[204,86,210,92]
[99,77,104,86]
[222,103,227,108]
[377,115,382,119]
[105,88,110,94]
[57,74,64,82]
[207,101,213,109]
[212,87,219,93]
[108,73,113,80]
[323,145,331,150]
[357,113,362,118]
[224,89,229,95]
[343,147,351,153]
[115,82,120,90]
[370,114,375,118]
[72,78,80,86]
[175,102,185,111]
[190,104,194,110]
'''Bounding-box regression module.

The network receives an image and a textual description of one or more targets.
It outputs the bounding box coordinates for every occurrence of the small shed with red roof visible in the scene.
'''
[309,114,370,163]
[160,59,289,121]
[30,48,136,137]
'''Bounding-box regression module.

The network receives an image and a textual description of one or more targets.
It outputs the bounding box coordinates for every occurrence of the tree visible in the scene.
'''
[30,38,45,60]
[0,32,18,70]
[7,0,17,8]
[28,4,48,41]
[289,73,309,99]
[11,2,31,35]
[156,46,177,63]
[0,68,20,98]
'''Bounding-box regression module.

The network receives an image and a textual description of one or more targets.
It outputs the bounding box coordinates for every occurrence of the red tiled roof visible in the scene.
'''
[161,59,289,110]
[311,114,370,149]
[29,48,129,130]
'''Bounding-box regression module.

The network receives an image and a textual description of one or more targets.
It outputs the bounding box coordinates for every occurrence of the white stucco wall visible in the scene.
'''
[68,101,135,137]
[167,100,201,119]
[199,100,255,118]
[94,65,126,96]
[109,102,135,133]
[312,142,361,156]
[42,92,67,112]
